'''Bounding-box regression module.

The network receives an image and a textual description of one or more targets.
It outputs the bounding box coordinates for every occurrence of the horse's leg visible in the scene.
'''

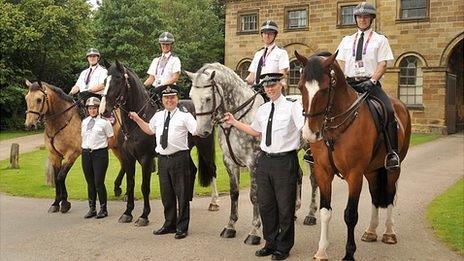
[313,168,334,261]
[361,171,380,242]
[134,156,153,227]
[208,177,220,211]
[244,163,261,245]
[295,164,303,212]
[48,154,62,213]
[382,168,400,244]
[119,157,136,223]
[304,162,318,226]
[55,154,79,213]
[220,158,239,238]
[342,173,363,261]
[114,168,125,198]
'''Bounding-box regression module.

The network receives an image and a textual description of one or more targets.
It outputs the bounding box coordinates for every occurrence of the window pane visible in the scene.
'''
[240,14,257,31]
[287,9,307,29]
[399,55,423,105]
[401,0,427,19]
[237,61,251,80]
[341,5,355,25]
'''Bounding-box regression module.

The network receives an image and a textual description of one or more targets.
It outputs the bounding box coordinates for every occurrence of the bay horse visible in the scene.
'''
[99,61,216,226]
[24,80,125,213]
[186,63,319,245]
[295,51,411,260]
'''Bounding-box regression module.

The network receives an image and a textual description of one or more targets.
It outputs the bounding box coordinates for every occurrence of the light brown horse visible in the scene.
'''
[24,80,124,213]
[295,51,411,261]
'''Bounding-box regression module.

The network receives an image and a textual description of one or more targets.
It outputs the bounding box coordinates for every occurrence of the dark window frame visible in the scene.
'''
[397,0,430,22]
[237,10,259,35]
[236,60,252,80]
[287,60,302,95]
[284,5,309,32]
[336,2,358,28]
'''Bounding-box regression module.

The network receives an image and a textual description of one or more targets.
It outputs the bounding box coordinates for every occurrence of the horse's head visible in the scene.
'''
[186,68,221,138]
[295,50,341,142]
[100,61,128,116]
[24,80,48,130]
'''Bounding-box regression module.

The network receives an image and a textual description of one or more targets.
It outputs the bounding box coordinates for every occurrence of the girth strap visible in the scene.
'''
[220,126,246,167]
[45,114,74,159]
[325,139,344,179]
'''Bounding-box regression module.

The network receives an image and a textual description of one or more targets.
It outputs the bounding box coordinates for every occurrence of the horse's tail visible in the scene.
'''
[194,128,217,187]
[373,167,396,208]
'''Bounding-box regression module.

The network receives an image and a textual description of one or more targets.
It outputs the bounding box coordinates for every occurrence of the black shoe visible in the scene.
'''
[385,152,400,171]
[303,151,314,164]
[96,209,108,219]
[174,231,188,239]
[271,250,289,260]
[153,226,176,235]
[255,247,274,257]
[84,209,97,219]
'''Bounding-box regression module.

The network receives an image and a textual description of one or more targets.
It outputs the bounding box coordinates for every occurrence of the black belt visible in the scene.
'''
[262,150,296,158]
[82,147,107,153]
[158,150,189,159]
[346,77,370,82]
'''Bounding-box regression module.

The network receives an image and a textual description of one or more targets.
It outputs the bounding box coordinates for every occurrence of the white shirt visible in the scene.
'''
[81,116,114,150]
[250,95,304,153]
[249,43,289,78]
[147,52,181,87]
[148,108,197,155]
[336,28,394,78]
[75,64,108,95]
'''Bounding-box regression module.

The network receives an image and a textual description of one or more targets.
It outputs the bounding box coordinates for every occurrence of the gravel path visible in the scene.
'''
[0,134,44,161]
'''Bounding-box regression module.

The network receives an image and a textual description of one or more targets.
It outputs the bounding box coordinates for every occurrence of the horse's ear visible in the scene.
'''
[184,70,196,80]
[101,59,111,69]
[295,51,307,67]
[25,79,32,88]
[322,50,338,68]
[210,71,216,80]
[115,60,124,73]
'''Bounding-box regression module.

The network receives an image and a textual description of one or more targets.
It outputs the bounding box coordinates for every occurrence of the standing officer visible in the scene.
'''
[81,97,114,219]
[246,21,289,92]
[144,32,181,99]
[336,2,400,170]
[223,73,304,260]
[128,85,197,240]
[70,48,107,99]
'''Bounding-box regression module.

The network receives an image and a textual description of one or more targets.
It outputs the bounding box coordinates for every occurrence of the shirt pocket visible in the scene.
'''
[272,113,291,131]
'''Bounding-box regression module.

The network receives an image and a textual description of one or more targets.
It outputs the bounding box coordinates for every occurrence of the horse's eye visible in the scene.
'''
[36,98,42,103]
[205,97,212,102]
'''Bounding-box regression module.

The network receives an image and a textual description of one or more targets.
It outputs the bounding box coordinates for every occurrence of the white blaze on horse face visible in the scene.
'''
[99,75,111,114]
[302,80,321,142]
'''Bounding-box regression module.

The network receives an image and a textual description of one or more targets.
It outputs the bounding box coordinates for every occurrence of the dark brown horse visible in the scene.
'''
[295,51,411,261]
[24,80,125,213]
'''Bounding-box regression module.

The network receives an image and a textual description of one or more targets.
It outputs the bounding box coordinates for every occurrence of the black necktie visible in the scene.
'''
[265,102,274,146]
[255,47,268,84]
[161,111,171,149]
[355,32,364,61]
[85,67,93,85]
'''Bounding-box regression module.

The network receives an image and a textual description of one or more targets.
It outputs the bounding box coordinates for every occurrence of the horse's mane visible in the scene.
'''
[303,51,333,84]
[30,82,74,103]
[107,63,146,94]
[197,62,246,88]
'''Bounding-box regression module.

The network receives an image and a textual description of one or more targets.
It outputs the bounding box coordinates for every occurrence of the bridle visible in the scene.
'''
[25,87,48,123]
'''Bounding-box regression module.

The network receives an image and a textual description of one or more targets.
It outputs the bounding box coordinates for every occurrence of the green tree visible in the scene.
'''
[0,0,93,129]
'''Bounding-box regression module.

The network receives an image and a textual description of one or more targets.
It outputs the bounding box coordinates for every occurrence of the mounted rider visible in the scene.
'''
[336,2,400,170]
[144,32,182,102]
[246,21,289,97]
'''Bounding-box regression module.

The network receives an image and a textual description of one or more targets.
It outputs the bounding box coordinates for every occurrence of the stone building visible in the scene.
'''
[224,0,463,133]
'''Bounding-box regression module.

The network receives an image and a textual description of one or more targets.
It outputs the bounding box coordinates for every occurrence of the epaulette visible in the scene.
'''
[178,105,189,113]
[156,108,163,113]
[286,97,297,102]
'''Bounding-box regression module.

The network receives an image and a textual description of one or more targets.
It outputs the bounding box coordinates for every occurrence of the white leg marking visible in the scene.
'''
[367,204,379,233]
[385,204,395,234]
[211,177,219,205]
[314,208,332,260]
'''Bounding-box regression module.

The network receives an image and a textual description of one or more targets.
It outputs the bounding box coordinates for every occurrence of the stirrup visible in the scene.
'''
[384,152,400,171]
[303,150,314,164]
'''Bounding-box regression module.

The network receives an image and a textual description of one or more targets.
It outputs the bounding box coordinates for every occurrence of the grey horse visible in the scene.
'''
[186,63,319,246]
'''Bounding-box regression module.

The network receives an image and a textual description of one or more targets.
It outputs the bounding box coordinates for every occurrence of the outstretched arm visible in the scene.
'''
[222,112,261,138]
[128,112,154,135]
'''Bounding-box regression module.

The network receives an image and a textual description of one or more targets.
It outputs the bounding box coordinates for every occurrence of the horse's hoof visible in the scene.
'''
[381,233,397,244]
[114,187,122,197]
[244,234,261,245]
[312,257,328,261]
[313,251,329,261]
[60,201,71,213]
[342,255,355,261]
[134,217,149,227]
[220,227,236,238]
[48,205,60,213]
[208,203,220,211]
[304,216,317,226]
[361,231,378,242]
[118,214,133,223]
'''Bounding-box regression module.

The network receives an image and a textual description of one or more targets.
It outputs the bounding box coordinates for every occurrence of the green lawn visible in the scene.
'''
[410,133,441,146]
[426,178,464,255]
[0,133,440,200]
[0,129,43,141]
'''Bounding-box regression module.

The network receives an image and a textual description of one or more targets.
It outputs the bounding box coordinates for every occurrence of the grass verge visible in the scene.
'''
[0,129,43,141]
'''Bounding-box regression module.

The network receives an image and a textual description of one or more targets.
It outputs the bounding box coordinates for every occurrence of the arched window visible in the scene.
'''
[288,60,301,95]
[399,56,423,105]
[236,60,251,80]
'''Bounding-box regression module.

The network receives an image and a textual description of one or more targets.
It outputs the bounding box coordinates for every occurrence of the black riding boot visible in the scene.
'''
[384,121,400,171]
[96,203,108,219]
[84,200,97,218]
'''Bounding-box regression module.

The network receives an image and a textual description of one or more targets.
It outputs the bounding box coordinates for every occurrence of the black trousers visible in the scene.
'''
[256,151,299,254]
[82,148,109,206]
[158,150,191,232]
